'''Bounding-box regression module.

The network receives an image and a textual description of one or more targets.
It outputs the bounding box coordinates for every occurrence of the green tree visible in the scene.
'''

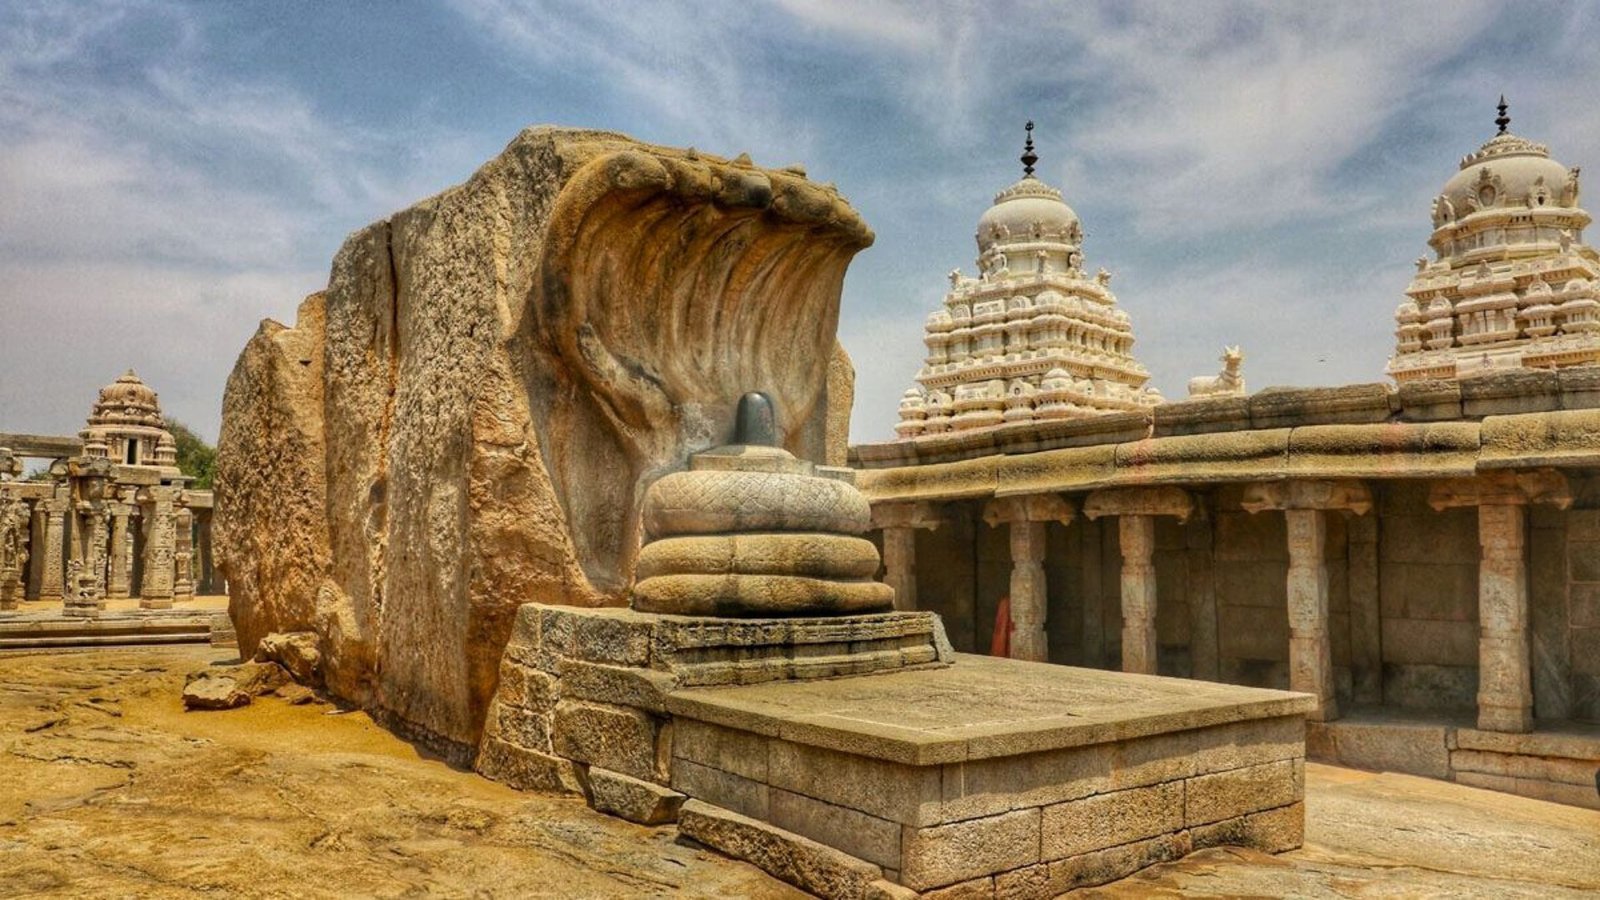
[167,421,216,490]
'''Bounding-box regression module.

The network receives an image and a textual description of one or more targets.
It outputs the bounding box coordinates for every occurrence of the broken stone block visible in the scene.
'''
[275,683,320,705]
[588,767,685,825]
[678,799,882,900]
[182,660,290,710]
[254,631,322,685]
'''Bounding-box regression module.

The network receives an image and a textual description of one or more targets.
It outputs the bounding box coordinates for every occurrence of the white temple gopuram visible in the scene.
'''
[895,123,1161,439]
[1390,98,1600,381]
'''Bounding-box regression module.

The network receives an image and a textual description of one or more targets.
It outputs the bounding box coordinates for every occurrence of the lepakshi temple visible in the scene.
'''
[1391,98,1600,380]
[853,102,1600,832]
[896,122,1161,439]
[213,125,1315,899]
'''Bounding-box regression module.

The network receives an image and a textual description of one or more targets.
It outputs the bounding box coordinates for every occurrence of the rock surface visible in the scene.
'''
[253,631,322,685]
[0,646,800,898]
[181,660,290,710]
[2,647,1598,898]
[215,127,872,749]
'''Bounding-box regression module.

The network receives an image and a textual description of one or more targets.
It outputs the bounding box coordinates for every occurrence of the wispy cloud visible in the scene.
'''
[0,1,481,440]
[447,0,823,163]
[6,1,1600,448]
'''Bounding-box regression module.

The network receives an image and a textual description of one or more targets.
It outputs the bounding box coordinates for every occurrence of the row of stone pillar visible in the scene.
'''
[875,471,1571,735]
[0,480,205,615]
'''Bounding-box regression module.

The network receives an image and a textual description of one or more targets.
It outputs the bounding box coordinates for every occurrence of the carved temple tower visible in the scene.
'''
[1390,99,1600,381]
[79,370,182,476]
[895,123,1161,439]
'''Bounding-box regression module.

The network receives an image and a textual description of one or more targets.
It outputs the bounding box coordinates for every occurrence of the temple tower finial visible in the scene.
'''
[1496,95,1510,135]
[1021,120,1037,177]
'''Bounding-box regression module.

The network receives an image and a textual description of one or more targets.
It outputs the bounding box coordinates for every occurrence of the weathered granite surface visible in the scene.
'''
[215,128,872,749]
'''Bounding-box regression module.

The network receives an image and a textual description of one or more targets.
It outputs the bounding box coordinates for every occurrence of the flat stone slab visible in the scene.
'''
[0,608,221,649]
[666,653,1316,765]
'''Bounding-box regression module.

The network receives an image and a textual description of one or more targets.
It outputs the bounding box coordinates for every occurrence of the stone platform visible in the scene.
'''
[1307,706,1600,811]
[478,604,1315,898]
[0,597,229,650]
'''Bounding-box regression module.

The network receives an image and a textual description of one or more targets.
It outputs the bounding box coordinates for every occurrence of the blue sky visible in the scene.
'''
[3,1,1599,445]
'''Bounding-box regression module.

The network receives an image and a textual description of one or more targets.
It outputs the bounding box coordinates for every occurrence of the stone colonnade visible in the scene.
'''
[873,469,1572,735]
[0,477,216,615]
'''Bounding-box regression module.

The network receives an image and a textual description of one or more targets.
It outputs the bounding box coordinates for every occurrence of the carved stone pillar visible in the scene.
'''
[1242,479,1372,722]
[1478,503,1531,732]
[174,507,195,600]
[982,494,1075,662]
[1084,486,1194,676]
[64,504,107,618]
[0,493,24,610]
[106,501,133,599]
[138,487,178,609]
[37,498,66,601]
[1429,470,1571,734]
[1118,515,1158,675]
[871,502,945,613]
[1284,509,1337,721]
[64,458,113,618]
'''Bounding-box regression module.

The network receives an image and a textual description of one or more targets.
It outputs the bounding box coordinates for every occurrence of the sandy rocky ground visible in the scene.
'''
[1,647,1597,899]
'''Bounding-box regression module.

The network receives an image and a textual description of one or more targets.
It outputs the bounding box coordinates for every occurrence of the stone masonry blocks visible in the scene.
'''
[1040,780,1183,860]
[899,808,1041,891]
[551,699,665,783]
[1184,759,1303,827]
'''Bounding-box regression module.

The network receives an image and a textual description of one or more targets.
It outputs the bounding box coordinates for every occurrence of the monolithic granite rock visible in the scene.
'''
[216,128,872,751]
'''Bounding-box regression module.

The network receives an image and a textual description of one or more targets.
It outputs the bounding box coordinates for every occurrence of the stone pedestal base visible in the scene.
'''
[478,604,1314,899]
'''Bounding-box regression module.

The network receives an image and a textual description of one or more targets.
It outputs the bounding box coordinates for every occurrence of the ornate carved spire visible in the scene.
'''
[1021,120,1037,177]
[1495,95,1510,135]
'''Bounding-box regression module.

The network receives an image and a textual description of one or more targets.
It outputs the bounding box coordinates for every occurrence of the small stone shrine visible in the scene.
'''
[0,371,217,615]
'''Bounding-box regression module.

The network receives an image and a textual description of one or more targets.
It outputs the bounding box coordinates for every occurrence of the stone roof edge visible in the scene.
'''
[855,407,1600,505]
[852,366,1600,471]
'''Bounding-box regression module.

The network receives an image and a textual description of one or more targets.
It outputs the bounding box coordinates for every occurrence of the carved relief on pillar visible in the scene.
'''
[137,486,179,609]
[1239,479,1370,723]
[106,492,136,600]
[1083,487,1192,676]
[36,492,68,601]
[1081,486,1193,523]
[1240,479,1373,515]
[0,492,27,610]
[63,457,113,617]
[174,507,195,600]
[1117,514,1159,675]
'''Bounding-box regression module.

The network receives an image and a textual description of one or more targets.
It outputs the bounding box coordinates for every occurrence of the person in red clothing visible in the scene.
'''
[990,594,1012,658]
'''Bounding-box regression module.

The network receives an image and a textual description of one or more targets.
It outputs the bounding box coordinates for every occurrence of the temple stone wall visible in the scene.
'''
[1151,517,1192,678]
[1213,502,1291,691]
[1376,483,1481,712]
[1043,519,1084,667]
[1566,498,1600,721]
